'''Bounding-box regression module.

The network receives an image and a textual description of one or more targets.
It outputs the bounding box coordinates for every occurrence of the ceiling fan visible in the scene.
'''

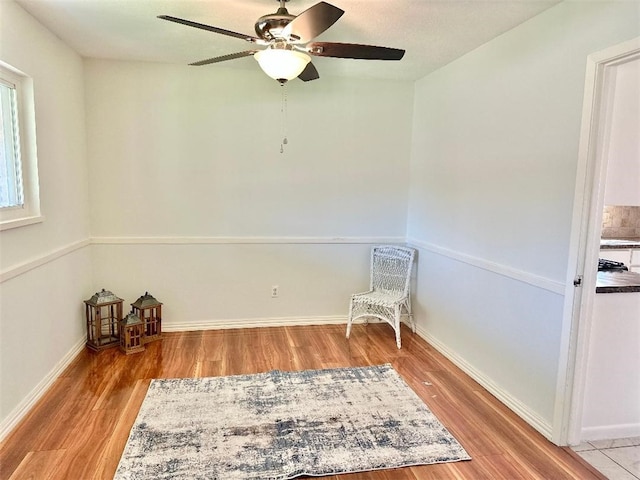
[158,0,405,84]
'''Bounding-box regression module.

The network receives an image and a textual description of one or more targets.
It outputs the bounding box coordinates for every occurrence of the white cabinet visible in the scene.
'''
[632,249,640,273]
[602,58,640,206]
[600,249,632,264]
[581,291,640,440]
[600,248,640,272]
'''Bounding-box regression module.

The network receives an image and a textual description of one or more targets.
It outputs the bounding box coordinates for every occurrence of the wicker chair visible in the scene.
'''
[346,245,416,349]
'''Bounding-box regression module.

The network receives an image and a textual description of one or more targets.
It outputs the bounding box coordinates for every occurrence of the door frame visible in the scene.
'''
[554,37,640,445]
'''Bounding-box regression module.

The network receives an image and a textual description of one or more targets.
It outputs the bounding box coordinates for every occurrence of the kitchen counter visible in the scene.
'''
[600,238,640,249]
[596,270,640,293]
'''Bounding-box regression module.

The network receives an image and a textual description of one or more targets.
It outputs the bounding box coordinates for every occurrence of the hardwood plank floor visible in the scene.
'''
[0,324,604,479]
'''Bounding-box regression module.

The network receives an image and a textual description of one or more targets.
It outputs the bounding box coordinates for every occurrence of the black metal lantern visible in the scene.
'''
[84,289,123,352]
[131,292,163,344]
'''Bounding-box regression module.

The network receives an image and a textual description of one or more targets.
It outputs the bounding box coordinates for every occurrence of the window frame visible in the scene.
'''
[0,61,41,231]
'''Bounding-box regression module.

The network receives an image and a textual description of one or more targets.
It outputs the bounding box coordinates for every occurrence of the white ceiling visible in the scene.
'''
[14,0,561,81]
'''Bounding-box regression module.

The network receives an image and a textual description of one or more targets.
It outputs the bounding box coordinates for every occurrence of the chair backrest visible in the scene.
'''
[370,245,416,296]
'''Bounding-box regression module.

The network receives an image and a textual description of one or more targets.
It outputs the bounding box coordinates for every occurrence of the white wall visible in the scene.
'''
[604,57,640,206]
[84,60,412,238]
[84,60,414,326]
[0,1,92,436]
[407,0,640,439]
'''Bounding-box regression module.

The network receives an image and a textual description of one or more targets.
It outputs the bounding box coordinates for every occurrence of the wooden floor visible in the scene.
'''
[0,324,604,480]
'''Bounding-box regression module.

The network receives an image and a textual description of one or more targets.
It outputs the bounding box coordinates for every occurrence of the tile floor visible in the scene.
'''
[573,437,640,479]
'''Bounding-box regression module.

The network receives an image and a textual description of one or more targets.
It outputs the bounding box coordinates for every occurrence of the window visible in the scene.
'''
[0,62,41,230]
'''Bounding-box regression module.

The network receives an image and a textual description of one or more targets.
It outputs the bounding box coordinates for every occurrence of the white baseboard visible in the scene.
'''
[414,324,554,441]
[581,424,640,442]
[1,318,552,447]
[166,317,554,442]
[0,317,372,442]
[0,336,86,442]
[163,315,355,332]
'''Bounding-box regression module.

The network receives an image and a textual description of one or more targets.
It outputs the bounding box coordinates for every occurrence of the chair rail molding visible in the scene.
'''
[90,236,406,245]
[407,237,565,295]
[0,238,90,283]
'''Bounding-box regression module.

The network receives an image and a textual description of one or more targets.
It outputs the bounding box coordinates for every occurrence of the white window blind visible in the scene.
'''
[0,77,24,208]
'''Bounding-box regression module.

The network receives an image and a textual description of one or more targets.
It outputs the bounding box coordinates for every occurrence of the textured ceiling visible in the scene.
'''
[14,0,561,81]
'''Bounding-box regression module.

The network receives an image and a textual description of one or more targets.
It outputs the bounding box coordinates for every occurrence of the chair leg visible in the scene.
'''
[394,306,402,349]
[406,294,416,333]
[346,299,354,339]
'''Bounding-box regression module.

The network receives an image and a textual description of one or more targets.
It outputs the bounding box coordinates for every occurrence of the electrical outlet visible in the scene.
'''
[271,285,279,298]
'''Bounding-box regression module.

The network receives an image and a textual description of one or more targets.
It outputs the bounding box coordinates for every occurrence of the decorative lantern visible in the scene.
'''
[120,312,145,355]
[131,292,163,344]
[84,289,123,352]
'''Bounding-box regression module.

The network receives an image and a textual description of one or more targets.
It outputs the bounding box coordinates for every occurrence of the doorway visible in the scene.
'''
[555,37,640,446]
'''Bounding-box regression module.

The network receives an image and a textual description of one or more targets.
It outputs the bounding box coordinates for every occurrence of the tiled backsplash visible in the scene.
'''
[601,205,640,238]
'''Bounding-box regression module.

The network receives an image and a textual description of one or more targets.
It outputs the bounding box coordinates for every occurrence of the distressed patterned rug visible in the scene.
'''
[115,364,470,479]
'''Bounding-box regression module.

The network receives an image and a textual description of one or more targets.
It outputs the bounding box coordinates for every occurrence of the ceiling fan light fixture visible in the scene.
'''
[254,48,311,82]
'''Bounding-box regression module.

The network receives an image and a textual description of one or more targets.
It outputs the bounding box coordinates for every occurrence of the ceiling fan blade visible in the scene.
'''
[190,50,258,66]
[158,15,261,43]
[282,2,344,43]
[298,62,319,82]
[307,42,405,60]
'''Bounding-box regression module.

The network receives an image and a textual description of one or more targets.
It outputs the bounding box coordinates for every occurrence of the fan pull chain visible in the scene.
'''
[280,85,288,154]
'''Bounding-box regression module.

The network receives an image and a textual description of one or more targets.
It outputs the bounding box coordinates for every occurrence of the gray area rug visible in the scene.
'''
[115,364,470,479]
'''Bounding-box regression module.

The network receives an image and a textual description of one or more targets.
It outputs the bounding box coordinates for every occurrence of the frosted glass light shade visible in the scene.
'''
[254,49,311,81]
